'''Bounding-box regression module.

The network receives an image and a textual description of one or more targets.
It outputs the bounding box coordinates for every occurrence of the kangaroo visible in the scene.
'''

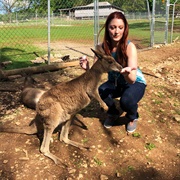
[21,76,46,109]
[0,47,122,164]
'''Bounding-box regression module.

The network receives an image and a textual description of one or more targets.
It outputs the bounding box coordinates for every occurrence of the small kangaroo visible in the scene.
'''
[21,76,46,109]
[0,47,122,164]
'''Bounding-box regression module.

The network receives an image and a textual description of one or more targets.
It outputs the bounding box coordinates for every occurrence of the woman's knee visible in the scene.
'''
[120,97,127,109]
[120,95,136,111]
[98,81,115,99]
[98,85,107,99]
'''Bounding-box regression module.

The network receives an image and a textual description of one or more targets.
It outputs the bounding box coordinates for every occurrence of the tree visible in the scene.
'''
[0,0,33,22]
[0,0,31,14]
[121,0,147,12]
[147,0,180,12]
[112,0,124,8]
[101,0,148,12]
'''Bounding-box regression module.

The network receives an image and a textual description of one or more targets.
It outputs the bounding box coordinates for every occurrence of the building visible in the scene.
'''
[59,2,123,19]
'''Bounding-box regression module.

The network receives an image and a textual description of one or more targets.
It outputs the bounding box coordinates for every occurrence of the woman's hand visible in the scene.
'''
[79,55,89,70]
[120,67,136,77]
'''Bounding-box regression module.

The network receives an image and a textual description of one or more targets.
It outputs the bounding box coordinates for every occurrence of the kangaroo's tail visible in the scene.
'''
[0,125,37,135]
[0,118,40,135]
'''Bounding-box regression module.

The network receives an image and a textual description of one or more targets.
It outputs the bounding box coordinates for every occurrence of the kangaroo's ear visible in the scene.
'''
[91,48,103,59]
[95,44,105,54]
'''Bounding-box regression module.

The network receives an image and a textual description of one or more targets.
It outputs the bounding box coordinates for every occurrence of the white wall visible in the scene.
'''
[75,8,122,18]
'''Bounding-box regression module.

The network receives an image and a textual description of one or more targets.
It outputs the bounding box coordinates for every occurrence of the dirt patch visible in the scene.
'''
[0,42,180,180]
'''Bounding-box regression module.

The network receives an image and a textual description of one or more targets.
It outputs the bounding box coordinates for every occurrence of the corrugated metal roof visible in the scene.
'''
[73,2,122,11]
[86,2,111,7]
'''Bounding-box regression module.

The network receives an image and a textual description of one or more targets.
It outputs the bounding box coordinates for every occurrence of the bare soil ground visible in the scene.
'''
[0,42,180,180]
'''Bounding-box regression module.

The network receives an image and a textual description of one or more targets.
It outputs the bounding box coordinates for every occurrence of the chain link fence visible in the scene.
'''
[0,0,179,69]
[151,0,180,46]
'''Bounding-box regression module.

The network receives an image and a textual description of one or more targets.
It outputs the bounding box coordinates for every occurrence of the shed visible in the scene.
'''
[59,2,123,19]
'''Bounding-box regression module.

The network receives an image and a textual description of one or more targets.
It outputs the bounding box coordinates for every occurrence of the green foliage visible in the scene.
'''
[127,165,135,171]
[132,132,141,138]
[147,0,180,12]
[93,156,103,166]
[81,137,88,144]
[121,0,147,12]
[145,143,156,150]
[1,0,180,16]
[153,99,163,105]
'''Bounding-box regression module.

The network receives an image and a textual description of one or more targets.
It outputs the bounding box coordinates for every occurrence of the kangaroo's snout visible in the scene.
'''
[116,63,123,71]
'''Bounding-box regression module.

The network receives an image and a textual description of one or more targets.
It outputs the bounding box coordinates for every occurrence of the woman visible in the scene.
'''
[80,11,146,133]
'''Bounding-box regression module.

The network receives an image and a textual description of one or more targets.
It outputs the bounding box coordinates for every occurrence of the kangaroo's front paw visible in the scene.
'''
[101,103,108,111]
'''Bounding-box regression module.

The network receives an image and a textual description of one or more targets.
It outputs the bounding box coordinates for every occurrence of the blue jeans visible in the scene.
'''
[98,81,146,120]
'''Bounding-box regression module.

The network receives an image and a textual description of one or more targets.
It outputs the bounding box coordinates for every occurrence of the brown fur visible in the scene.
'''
[37,48,122,164]
[21,76,46,109]
[0,47,122,164]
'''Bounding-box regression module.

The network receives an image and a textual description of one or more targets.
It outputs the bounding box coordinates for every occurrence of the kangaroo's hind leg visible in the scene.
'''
[40,117,62,164]
[60,116,89,150]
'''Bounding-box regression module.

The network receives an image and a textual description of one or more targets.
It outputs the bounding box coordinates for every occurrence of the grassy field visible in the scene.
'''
[0,18,179,69]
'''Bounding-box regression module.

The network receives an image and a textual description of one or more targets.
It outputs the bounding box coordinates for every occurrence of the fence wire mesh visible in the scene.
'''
[0,0,179,69]
[151,0,180,46]
[153,0,168,44]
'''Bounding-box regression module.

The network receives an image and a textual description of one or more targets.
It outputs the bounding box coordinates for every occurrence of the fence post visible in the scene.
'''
[94,0,99,48]
[164,0,170,44]
[146,0,151,22]
[146,0,151,46]
[150,0,156,47]
[47,0,51,64]
[170,0,178,43]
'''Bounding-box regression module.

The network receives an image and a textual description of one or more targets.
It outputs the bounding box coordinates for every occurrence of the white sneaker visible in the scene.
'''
[126,119,138,133]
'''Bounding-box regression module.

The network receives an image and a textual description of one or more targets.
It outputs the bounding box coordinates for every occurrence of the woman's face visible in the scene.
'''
[108,18,125,43]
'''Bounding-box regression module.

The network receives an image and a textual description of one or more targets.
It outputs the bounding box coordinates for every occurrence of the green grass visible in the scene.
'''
[145,143,156,150]
[93,156,103,166]
[0,18,179,69]
[132,132,141,138]
[0,45,46,69]
[81,137,89,144]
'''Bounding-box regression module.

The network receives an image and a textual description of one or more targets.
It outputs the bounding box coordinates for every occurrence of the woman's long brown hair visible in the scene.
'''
[98,11,129,67]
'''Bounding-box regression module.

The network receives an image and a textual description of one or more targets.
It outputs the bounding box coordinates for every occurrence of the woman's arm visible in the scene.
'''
[120,42,137,84]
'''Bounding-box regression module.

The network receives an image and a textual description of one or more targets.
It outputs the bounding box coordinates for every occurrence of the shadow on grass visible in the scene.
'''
[0,47,25,61]
[0,47,42,70]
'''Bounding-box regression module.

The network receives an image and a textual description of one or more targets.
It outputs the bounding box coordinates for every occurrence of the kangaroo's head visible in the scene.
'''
[91,48,123,72]
[23,76,36,88]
